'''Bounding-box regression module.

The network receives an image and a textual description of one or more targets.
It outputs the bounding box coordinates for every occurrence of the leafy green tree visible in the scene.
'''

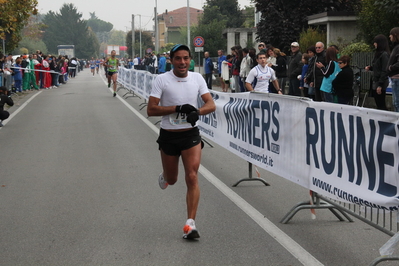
[357,0,399,45]
[0,0,38,52]
[192,0,244,57]
[242,6,255,28]
[298,28,326,53]
[374,0,399,15]
[201,0,244,28]
[87,12,113,32]
[191,18,228,57]
[42,4,100,58]
[126,30,154,57]
[13,37,47,55]
[255,0,361,52]
[108,30,126,46]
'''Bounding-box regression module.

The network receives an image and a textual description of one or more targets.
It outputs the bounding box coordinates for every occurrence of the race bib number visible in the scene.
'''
[169,112,189,125]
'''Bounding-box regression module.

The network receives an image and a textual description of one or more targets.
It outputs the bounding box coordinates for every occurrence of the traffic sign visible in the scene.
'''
[193,36,205,47]
[195,47,204,52]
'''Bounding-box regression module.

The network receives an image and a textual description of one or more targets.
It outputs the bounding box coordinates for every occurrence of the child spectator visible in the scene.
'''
[299,53,310,96]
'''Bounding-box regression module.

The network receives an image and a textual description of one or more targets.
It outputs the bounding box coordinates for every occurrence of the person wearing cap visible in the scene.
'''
[258,42,266,52]
[147,44,216,240]
[287,42,303,96]
[0,86,14,127]
[158,53,166,74]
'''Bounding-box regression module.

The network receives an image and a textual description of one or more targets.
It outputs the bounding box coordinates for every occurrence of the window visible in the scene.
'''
[235,33,240,46]
[247,32,253,45]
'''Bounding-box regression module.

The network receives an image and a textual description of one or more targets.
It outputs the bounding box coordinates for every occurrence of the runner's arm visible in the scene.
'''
[147,96,177,117]
[245,82,254,91]
[198,93,216,115]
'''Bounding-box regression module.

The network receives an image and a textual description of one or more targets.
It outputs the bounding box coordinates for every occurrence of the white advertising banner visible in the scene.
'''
[198,91,399,210]
[117,68,399,210]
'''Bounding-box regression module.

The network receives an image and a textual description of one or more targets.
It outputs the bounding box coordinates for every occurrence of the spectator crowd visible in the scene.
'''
[0,50,83,93]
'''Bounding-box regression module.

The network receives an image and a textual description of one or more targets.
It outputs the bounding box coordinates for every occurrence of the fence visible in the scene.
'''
[117,67,399,266]
[352,52,374,94]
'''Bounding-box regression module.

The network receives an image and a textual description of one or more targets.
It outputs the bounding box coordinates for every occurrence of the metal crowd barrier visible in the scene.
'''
[117,65,399,265]
[281,191,399,266]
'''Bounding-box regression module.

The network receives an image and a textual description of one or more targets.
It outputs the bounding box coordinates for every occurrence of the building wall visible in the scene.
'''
[168,31,181,45]
[224,28,258,51]
[158,20,167,48]
[327,21,358,45]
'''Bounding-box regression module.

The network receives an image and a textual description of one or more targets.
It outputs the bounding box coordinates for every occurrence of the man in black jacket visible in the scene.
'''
[305,42,326,101]
[287,42,303,96]
[0,86,14,127]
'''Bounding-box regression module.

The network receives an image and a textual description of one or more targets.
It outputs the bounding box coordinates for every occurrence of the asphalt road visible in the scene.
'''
[0,69,396,266]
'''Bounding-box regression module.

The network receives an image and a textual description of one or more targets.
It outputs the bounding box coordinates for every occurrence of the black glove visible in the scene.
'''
[186,110,199,127]
[175,104,197,114]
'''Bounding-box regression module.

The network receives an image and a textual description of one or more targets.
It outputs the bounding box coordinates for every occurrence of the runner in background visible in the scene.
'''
[90,57,96,76]
[96,58,101,74]
[104,50,119,97]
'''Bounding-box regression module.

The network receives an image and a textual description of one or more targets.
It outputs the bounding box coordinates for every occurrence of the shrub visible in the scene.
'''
[298,27,326,53]
[340,42,372,58]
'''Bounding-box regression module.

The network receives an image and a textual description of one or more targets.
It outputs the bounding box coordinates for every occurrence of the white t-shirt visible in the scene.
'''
[150,71,210,130]
[152,55,158,67]
[245,64,277,93]
[133,58,139,65]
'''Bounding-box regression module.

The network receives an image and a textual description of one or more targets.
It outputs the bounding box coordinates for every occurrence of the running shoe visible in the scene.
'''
[0,121,3,127]
[113,92,116,97]
[108,82,111,88]
[183,219,200,239]
[158,172,168,190]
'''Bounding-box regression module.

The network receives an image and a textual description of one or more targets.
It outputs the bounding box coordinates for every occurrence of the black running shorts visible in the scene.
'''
[108,71,117,76]
[157,127,203,156]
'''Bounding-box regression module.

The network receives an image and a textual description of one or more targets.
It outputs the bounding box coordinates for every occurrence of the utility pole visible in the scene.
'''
[132,14,135,58]
[154,0,158,53]
[138,15,142,58]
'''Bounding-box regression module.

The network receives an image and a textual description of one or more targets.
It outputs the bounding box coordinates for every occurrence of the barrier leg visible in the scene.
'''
[202,138,214,148]
[116,84,124,92]
[139,100,147,110]
[232,162,270,187]
[280,192,353,224]
[369,256,399,266]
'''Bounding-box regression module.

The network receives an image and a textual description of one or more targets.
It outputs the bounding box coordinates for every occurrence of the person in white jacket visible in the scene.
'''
[240,48,252,91]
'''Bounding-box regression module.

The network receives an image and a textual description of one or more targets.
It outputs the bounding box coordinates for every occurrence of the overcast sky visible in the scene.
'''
[37,0,254,32]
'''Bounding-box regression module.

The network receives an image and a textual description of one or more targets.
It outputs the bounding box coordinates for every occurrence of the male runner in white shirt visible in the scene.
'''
[147,44,216,239]
[245,52,283,94]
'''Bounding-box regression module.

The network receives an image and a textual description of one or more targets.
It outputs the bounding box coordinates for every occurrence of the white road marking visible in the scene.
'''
[0,91,42,129]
